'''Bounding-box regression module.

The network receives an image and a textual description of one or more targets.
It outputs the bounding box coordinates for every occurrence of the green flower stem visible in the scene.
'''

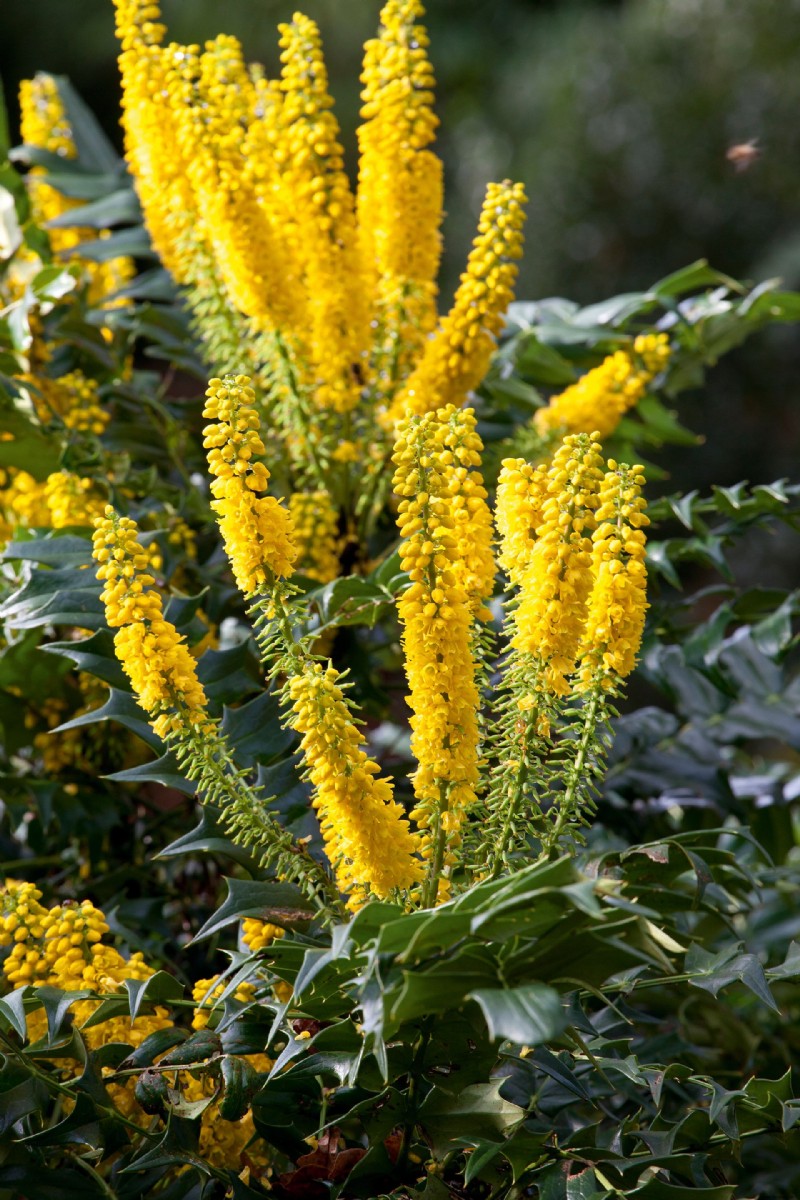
[487,711,538,880]
[421,783,449,908]
[544,683,606,855]
[169,717,343,919]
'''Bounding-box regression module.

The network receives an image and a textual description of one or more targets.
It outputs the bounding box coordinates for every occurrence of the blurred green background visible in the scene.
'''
[2,0,800,521]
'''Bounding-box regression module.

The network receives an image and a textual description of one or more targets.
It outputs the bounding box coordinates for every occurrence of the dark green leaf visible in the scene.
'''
[418,1081,523,1157]
[469,983,566,1046]
[191,877,312,943]
[124,971,185,1021]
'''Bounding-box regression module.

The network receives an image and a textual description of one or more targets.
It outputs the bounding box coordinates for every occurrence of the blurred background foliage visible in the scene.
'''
[2,0,799,503]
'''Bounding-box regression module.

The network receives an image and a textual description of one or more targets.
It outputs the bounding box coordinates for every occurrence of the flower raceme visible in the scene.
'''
[92,508,210,738]
[203,374,422,907]
[288,490,341,583]
[498,436,650,696]
[19,72,133,303]
[287,663,423,905]
[392,405,494,885]
[495,459,548,589]
[577,461,649,689]
[534,333,671,442]
[0,880,268,1168]
[203,375,297,596]
[358,0,443,386]
[511,433,605,696]
[111,0,528,479]
[385,180,528,427]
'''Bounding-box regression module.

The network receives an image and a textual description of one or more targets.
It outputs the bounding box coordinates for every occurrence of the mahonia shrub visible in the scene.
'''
[0,2,799,1198]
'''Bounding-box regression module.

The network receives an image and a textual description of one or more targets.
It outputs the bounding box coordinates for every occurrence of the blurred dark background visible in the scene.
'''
[2,0,799,553]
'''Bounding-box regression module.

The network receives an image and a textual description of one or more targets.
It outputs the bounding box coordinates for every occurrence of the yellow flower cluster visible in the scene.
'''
[0,470,50,534]
[495,458,548,588]
[112,0,527,459]
[30,370,109,435]
[0,882,269,1165]
[166,37,304,337]
[511,434,604,695]
[534,333,671,442]
[191,974,257,1031]
[242,917,285,954]
[288,491,341,583]
[275,15,368,414]
[0,881,167,1122]
[92,508,210,737]
[43,471,106,528]
[19,73,82,258]
[387,180,527,426]
[19,73,134,303]
[203,375,298,595]
[392,406,493,865]
[112,0,197,285]
[498,436,650,697]
[358,0,442,385]
[0,467,104,537]
[287,662,422,904]
[577,461,649,688]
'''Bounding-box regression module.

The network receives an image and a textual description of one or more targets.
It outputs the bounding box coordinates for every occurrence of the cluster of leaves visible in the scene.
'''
[0,79,798,1199]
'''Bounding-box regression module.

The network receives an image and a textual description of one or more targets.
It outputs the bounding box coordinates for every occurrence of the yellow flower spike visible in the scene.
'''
[276,14,369,414]
[576,461,650,689]
[203,375,298,595]
[112,0,200,285]
[357,0,443,387]
[534,334,671,442]
[19,73,81,256]
[165,37,306,337]
[392,406,491,888]
[385,179,527,426]
[288,491,341,583]
[512,433,605,696]
[43,471,105,529]
[92,507,211,737]
[287,661,422,905]
[495,458,548,587]
[18,74,135,302]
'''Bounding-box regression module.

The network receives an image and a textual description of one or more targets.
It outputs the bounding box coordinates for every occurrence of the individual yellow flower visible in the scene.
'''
[576,461,649,689]
[512,433,604,695]
[495,458,548,587]
[386,179,527,425]
[534,334,671,442]
[287,661,422,904]
[92,507,210,738]
[392,406,491,876]
[203,375,298,596]
[288,491,341,583]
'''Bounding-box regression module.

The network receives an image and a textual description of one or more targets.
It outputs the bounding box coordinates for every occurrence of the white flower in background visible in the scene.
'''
[0,187,22,260]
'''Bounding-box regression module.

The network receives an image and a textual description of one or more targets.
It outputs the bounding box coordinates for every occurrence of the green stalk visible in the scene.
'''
[544,684,604,855]
[421,783,449,908]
